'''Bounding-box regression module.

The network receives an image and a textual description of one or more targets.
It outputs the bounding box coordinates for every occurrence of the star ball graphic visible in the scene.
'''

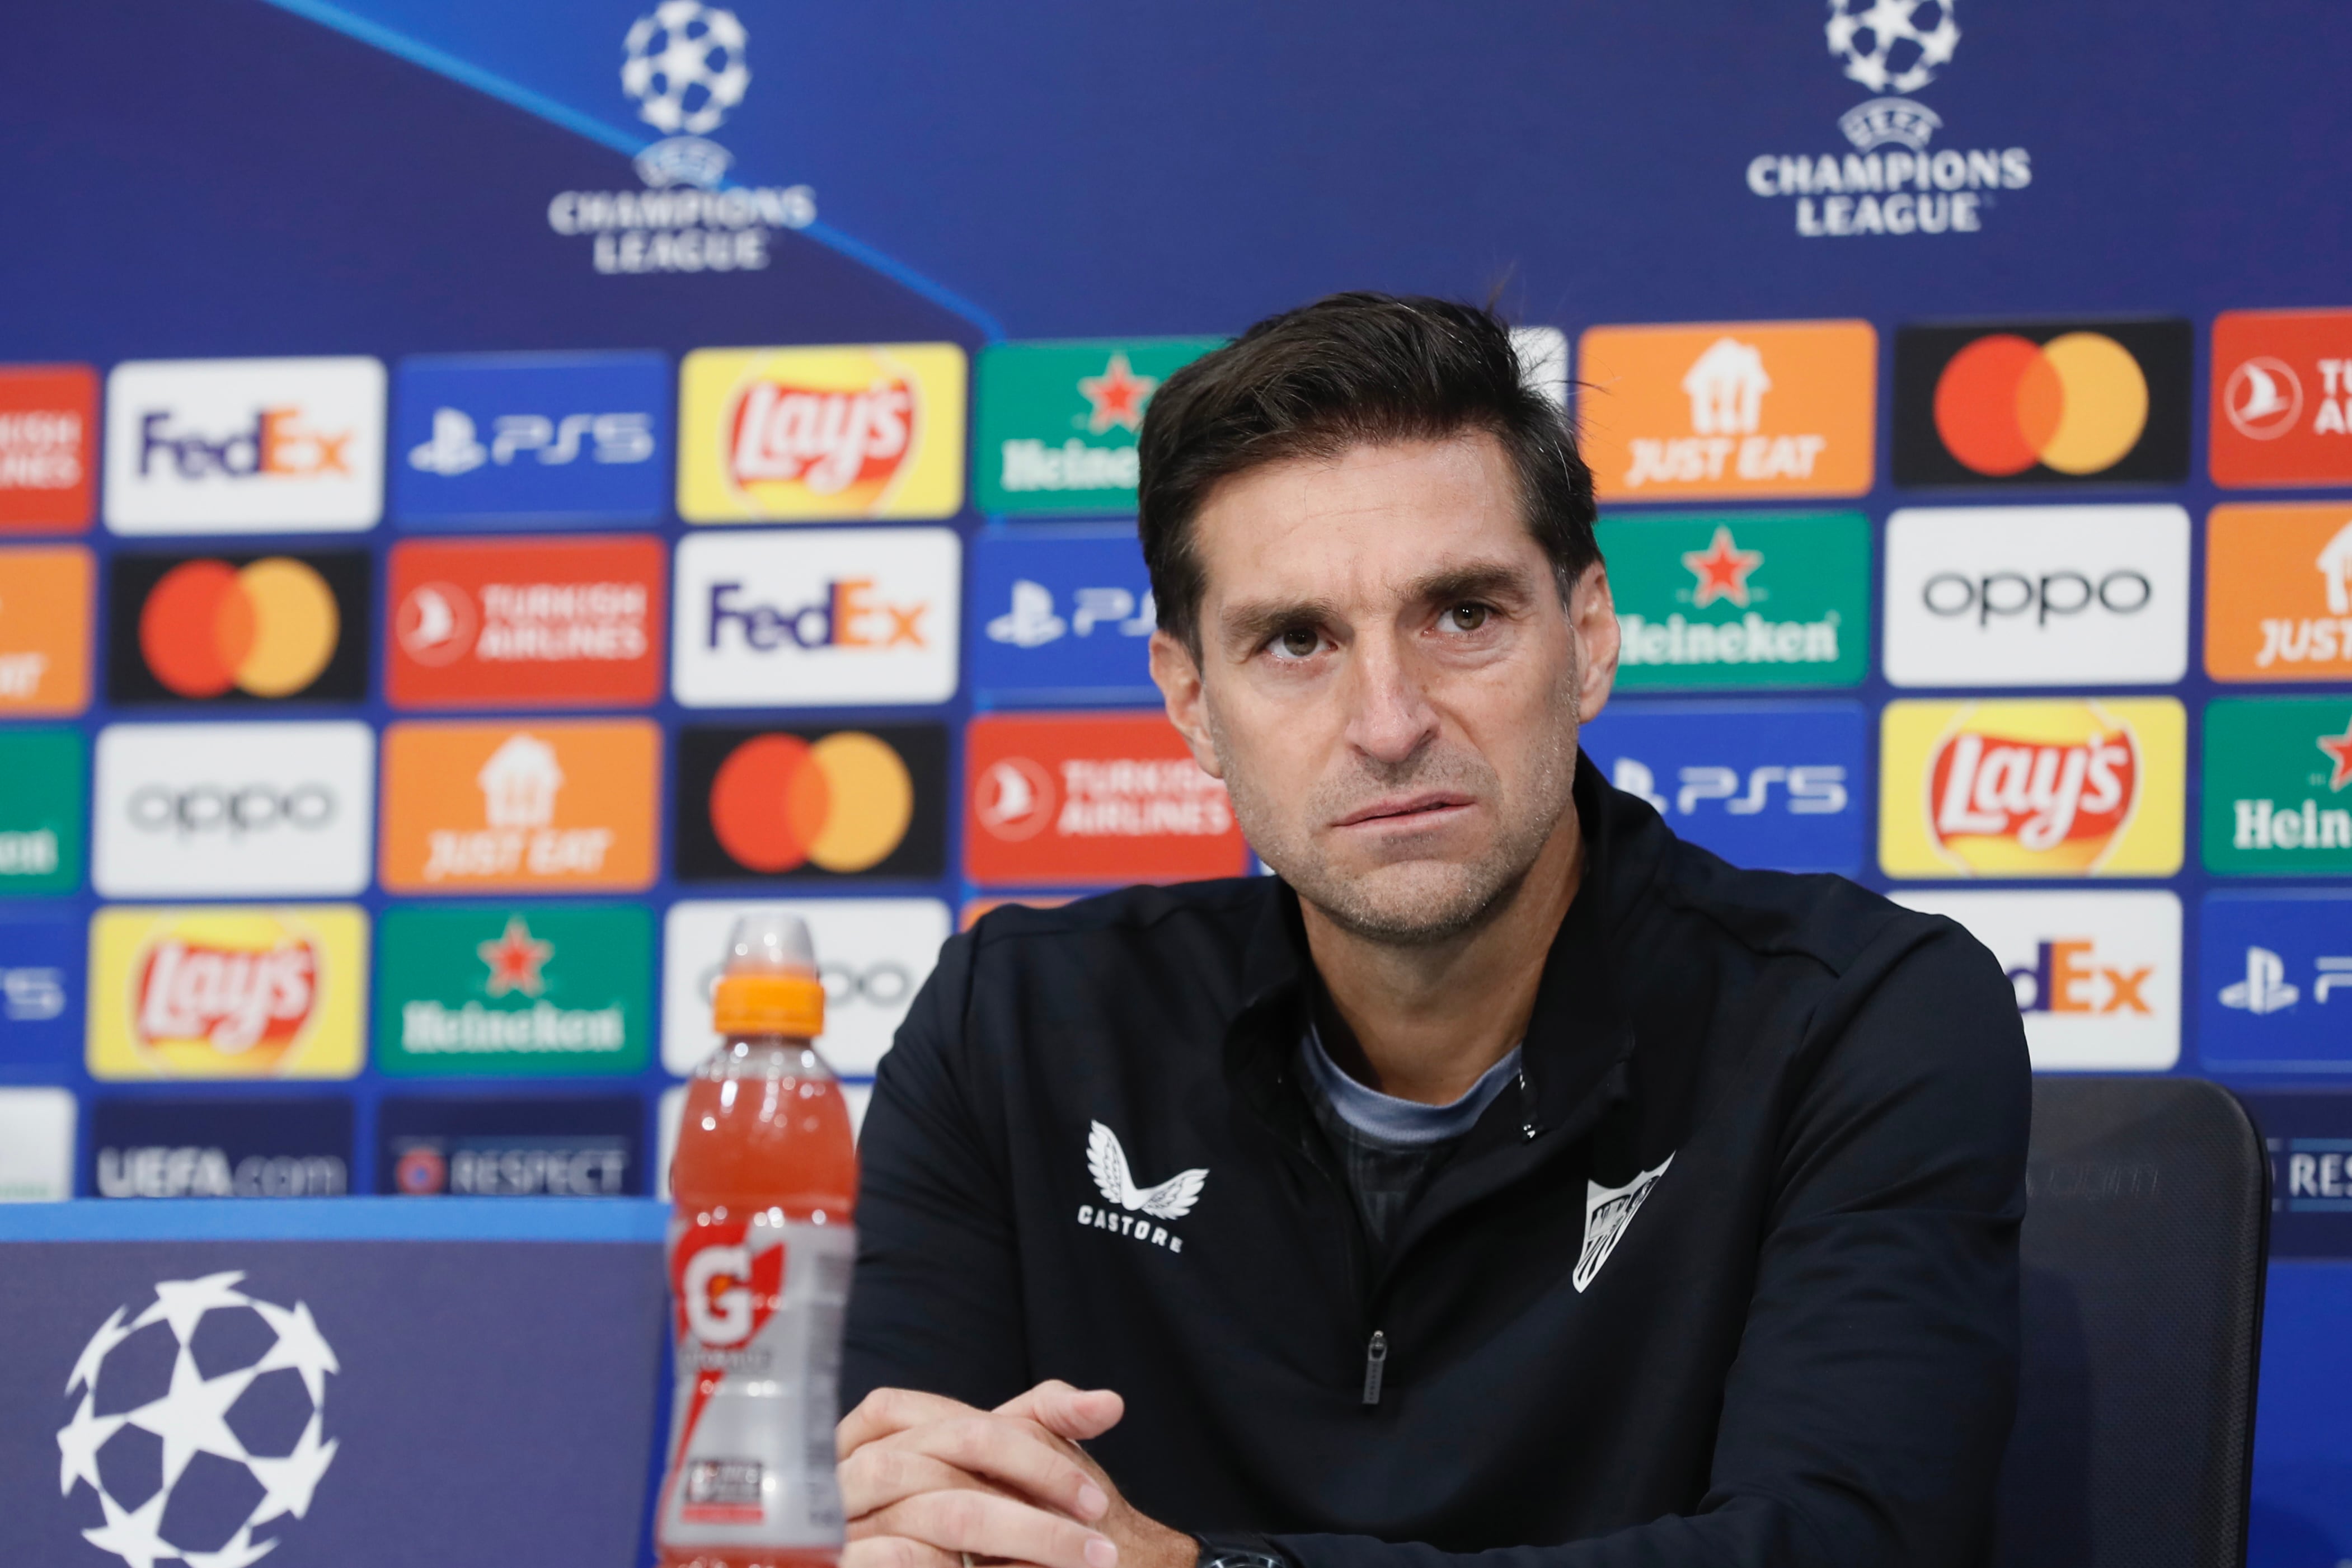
[57,1270,339,1568]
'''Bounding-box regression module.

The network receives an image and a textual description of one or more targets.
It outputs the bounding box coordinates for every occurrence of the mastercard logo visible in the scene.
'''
[137,557,341,698]
[1932,333,2147,477]
[708,731,915,874]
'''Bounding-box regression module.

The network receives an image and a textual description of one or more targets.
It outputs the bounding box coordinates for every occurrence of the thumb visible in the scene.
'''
[996,1379,1126,1442]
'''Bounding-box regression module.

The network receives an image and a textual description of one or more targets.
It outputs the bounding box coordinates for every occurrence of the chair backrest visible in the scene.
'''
[1993,1076,2269,1568]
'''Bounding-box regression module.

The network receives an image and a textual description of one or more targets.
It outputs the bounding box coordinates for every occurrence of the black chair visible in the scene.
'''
[1992,1075,2269,1568]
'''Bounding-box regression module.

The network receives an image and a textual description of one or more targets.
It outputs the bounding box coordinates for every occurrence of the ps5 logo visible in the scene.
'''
[985,580,1155,649]
[409,408,655,476]
[1611,757,1849,816]
[2218,945,2352,1015]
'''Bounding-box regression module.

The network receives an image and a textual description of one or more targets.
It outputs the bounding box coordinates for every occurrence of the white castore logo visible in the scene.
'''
[1574,1155,1673,1293]
[59,1270,339,1567]
[1087,1121,1206,1219]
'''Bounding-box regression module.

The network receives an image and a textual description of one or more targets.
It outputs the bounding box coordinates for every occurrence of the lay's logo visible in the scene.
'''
[1881,698,2185,878]
[88,905,367,1081]
[679,345,965,523]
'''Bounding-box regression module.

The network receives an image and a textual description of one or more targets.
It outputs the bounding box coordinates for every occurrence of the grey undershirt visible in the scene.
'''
[1299,1025,1523,1255]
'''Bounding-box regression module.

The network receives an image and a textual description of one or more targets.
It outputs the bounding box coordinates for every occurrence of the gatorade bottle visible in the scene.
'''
[658,912,859,1568]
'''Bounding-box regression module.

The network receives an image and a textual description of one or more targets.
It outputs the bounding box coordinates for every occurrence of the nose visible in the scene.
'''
[1342,630,1438,766]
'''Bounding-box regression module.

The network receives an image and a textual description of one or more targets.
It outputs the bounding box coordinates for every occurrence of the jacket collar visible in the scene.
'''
[1224,749,1663,1147]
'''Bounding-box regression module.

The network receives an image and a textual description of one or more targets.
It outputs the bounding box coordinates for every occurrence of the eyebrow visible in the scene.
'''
[1216,561,1543,652]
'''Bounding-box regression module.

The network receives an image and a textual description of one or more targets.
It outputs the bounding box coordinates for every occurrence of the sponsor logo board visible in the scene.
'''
[386,535,665,708]
[0,544,92,715]
[93,721,373,898]
[1879,697,2185,878]
[103,358,386,534]
[0,364,96,532]
[2236,1092,2352,1259]
[379,1095,644,1196]
[1881,505,2189,687]
[2209,309,2352,487]
[674,724,947,883]
[677,344,966,523]
[2203,697,2352,875]
[88,1095,353,1198]
[107,548,369,706]
[974,339,1221,515]
[1583,700,1867,874]
[1580,323,1875,501]
[2200,894,2352,1074]
[0,1087,74,1200]
[1893,889,2181,1071]
[0,728,84,895]
[376,904,652,1077]
[1892,320,2192,488]
[391,350,669,526]
[672,527,960,706]
[0,910,82,1065]
[2204,503,2352,682]
[86,905,367,1080]
[969,525,1156,702]
[380,720,659,893]
[964,712,1247,886]
[1597,511,1868,689]
[661,898,950,1075]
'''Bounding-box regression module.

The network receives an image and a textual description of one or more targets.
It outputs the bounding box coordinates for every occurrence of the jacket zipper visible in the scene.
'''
[1360,1329,1388,1406]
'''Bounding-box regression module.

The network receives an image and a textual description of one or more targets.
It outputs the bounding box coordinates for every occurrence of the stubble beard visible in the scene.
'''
[1209,701,1583,948]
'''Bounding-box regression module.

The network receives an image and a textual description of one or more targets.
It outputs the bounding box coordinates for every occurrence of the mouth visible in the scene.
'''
[1331,792,1477,832]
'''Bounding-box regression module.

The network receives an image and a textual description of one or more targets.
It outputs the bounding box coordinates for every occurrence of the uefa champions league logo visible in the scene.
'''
[1824,0,1960,96]
[623,2,750,137]
[57,1271,339,1568]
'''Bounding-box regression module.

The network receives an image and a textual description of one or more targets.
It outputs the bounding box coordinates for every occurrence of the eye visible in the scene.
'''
[1270,626,1323,661]
[1442,603,1492,632]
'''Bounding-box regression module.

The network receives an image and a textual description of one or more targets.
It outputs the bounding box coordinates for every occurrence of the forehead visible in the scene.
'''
[1189,433,1541,607]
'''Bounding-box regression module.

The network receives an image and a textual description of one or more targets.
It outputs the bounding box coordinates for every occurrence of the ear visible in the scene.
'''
[1149,630,1225,780]
[1568,561,1619,725]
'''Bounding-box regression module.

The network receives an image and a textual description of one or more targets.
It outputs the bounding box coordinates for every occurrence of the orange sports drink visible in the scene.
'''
[658,912,860,1568]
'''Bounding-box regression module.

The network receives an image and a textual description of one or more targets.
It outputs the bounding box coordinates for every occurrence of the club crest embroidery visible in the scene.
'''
[1574,1153,1674,1293]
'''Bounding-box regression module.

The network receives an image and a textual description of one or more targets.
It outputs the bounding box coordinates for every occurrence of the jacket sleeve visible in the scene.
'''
[1264,918,2032,1568]
[841,927,1035,1414]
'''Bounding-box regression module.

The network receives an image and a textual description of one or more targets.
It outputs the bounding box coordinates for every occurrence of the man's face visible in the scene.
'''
[1152,432,1619,944]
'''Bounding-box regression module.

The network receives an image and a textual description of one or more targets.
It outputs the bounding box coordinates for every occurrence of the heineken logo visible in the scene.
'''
[976,338,1220,516]
[375,907,650,1077]
[1598,513,1867,689]
[2208,702,2352,868]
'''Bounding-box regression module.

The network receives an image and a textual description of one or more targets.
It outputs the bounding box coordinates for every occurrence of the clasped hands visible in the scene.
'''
[838,1381,1195,1568]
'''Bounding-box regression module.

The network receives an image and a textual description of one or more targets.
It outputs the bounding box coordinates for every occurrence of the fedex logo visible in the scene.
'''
[391,351,669,528]
[969,525,1159,703]
[1896,890,2181,1071]
[105,358,385,534]
[673,529,960,707]
[1580,699,1866,874]
[706,578,928,651]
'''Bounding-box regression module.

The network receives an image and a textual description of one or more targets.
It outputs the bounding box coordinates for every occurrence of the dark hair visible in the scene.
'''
[1137,292,1599,652]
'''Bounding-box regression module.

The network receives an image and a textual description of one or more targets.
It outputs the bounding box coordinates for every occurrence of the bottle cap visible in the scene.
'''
[711,910,825,1037]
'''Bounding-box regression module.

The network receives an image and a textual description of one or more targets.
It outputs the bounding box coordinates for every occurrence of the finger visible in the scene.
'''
[881,1415,1109,1521]
[862,1488,1118,1568]
[842,1534,962,1568]
[842,1446,1025,1522]
[841,1386,987,1458]
[997,1380,1125,1446]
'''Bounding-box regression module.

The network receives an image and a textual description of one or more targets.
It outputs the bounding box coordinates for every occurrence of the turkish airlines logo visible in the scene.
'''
[0,363,96,531]
[2209,311,2352,487]
[964,714,1248,886]
[2224,358,2303,441]
[386,537,665,709]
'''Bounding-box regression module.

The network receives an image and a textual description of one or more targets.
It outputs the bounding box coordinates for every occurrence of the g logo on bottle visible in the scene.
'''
[673,1221,785,1351]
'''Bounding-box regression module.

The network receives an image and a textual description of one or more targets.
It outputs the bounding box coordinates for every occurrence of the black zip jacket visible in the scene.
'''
[844,755,2030,1568]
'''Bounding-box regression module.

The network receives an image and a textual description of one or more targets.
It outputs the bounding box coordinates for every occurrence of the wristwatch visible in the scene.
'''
[1194,1534,1291,1568]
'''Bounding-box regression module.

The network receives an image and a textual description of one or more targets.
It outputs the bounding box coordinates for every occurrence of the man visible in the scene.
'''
[838,294,2029,1568]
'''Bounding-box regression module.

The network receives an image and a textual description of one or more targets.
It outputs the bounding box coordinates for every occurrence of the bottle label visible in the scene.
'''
[660,1211,856,1550]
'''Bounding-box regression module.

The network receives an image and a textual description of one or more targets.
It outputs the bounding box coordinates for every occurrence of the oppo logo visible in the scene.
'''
[697,958,913,1009]
[126,782,336,835]
[1921,569,2153,627]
